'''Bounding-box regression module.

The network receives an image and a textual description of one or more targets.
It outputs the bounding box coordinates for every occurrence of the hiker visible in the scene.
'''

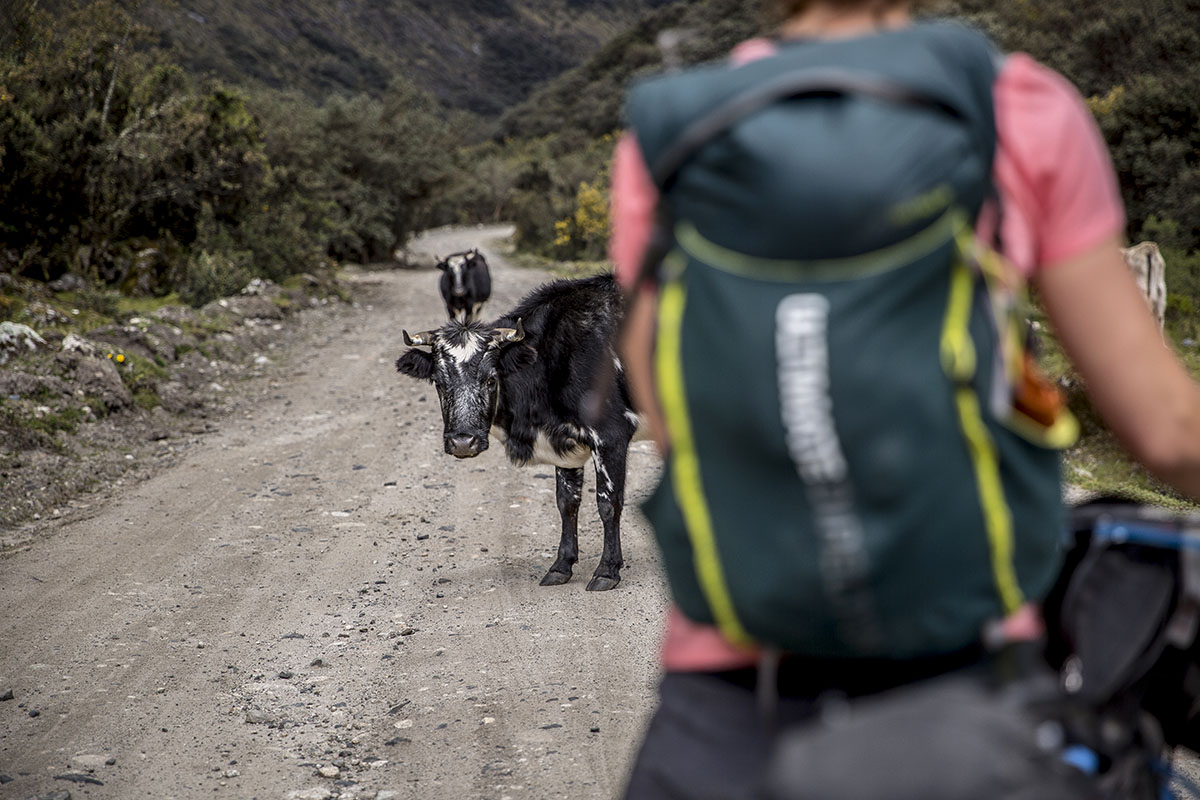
[611,0,1200,797]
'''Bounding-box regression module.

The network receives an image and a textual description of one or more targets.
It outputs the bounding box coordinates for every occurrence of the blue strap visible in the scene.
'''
[1092,518,1200,553]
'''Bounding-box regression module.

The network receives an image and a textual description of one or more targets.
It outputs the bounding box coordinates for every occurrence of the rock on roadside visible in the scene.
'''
[0,275,348,536]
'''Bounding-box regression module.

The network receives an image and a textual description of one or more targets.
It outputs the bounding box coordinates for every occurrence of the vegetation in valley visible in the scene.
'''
[1,0,463,301]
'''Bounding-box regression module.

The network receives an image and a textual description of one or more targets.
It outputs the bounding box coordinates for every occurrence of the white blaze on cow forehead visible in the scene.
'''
[439,332,485,364]
[440,253,469,275]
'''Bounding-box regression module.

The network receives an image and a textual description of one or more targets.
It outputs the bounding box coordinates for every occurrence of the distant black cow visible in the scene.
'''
[396,274,638,591]
[437,249,492,322]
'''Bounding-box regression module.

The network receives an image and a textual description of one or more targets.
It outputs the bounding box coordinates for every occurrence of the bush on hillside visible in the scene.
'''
[1,2,457,301]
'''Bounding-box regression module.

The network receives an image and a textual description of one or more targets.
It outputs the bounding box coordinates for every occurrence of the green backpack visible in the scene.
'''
[627,22,1078,659]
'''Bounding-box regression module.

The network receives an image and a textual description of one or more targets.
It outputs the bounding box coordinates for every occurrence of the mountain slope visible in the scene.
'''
[495,0,759,139]
[142,0,674,113]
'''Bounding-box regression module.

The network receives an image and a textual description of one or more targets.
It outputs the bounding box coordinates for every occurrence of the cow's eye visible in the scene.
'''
[486,375,497,390]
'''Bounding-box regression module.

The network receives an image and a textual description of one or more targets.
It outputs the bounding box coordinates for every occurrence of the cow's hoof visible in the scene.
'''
[585,575,620,592]
[539,570,572,586]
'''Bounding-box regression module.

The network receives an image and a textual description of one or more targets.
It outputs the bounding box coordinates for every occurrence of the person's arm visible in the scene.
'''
[610,133,670,453]
[620,289,669,453]
[995,56,1200,495]
[1035,235,1200,497]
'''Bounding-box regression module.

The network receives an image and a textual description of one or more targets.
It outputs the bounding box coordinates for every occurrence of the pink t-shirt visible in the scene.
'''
[609,42,1126,672]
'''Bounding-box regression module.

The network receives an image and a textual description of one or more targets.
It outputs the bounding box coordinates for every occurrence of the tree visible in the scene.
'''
[319,79,453,263]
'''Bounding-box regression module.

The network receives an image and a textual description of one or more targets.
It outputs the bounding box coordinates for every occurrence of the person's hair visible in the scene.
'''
[760,0,928,25]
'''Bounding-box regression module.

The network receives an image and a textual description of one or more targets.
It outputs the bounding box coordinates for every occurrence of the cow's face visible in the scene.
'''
[435,255,466,297]
[396,320,533,458]
[436,250,479,298]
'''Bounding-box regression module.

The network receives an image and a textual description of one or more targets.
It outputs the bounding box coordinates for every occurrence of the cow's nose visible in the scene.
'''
[446,433,484,458]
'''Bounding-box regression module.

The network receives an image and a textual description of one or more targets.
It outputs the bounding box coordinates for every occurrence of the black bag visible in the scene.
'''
[1045,497,1200,754]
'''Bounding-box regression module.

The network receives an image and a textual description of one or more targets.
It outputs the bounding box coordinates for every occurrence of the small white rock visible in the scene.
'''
[61,332,95,355]
[70,754,109,770]
[287,789,334,800]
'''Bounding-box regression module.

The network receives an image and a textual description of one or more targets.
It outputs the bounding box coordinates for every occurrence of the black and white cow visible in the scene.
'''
[437,249,492,322]
[396,274,637,591]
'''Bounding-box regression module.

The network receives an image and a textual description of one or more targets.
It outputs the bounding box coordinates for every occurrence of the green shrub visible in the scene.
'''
[179,251,251,307]
[133,388,161,410]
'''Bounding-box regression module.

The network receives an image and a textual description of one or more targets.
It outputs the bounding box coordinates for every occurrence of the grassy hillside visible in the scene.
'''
[141,0,674,114]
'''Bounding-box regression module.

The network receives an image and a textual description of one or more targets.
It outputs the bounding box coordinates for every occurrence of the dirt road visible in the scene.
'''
[0,225,669,800]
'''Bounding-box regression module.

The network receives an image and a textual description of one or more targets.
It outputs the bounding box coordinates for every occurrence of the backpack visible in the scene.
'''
[626,22,1078,658]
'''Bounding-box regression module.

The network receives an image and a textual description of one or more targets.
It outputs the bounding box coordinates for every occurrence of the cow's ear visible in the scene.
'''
[499,343,537,374]
[396,350,434,381]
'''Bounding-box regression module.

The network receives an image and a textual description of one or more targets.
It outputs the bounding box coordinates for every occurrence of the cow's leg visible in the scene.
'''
[541,466,582,586]
[587,440,627,591]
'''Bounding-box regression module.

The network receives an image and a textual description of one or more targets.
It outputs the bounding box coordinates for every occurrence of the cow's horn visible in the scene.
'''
[491,318,525,345]
[403,329,436,347]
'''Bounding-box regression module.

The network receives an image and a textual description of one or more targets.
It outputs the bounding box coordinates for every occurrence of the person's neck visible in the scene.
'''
[779,4,912,40]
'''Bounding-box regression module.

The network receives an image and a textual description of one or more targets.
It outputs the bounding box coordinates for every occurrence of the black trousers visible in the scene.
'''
[622,647,1109,800]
